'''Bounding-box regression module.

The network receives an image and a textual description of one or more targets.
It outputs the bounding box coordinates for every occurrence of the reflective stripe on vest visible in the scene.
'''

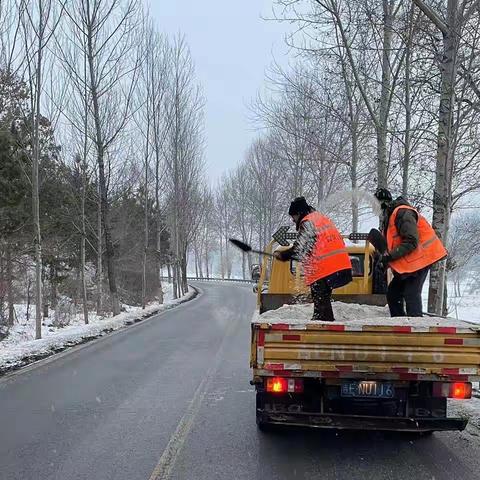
[387,205,447,275]
[312,248,349,262]
[301,212,352,285]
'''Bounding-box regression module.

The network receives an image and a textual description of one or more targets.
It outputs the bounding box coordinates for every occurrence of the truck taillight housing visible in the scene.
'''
[433,382,472,399]
[266,377,304,394]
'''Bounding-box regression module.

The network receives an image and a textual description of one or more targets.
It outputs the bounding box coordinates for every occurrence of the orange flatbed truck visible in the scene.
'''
[250,230,480,432]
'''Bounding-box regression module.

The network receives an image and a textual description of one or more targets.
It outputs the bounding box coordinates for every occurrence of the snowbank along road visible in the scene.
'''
[0,282,480,480]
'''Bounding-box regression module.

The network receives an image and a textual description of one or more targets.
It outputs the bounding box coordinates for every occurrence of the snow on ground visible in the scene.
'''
[449,397,480,435]
[428,277,480,324]
[448,293,480,324]
[0,283,196,374]
[256,302,480,330]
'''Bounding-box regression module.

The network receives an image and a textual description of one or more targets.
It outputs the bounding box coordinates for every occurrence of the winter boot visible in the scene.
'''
[312,301,335,322]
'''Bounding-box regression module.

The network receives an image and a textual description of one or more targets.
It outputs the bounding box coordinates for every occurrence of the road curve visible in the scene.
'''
[0,282,479,480]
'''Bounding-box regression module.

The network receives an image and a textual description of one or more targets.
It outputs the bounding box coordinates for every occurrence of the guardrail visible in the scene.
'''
[160,276,254,284]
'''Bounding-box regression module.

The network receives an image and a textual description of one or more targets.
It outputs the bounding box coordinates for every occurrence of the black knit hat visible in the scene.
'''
[288,196,310,216]
[374,188,393,203]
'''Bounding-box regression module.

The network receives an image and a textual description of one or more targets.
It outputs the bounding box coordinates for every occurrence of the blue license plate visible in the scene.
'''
[341,381,395,399]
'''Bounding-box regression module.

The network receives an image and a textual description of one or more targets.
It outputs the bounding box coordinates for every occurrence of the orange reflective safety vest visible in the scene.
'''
[301,212,352,286]
[387,205,447,275]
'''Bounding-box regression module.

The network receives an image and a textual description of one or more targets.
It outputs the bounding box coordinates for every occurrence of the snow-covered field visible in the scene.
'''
[0,283,196,374]
[438,276,480,324]
[448,293,480,324]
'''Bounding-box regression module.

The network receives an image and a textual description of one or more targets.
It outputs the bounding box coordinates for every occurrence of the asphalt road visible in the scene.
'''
[1,282,480,480]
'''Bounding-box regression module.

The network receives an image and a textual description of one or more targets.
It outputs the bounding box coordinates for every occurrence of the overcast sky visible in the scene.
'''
[150,1,290,183]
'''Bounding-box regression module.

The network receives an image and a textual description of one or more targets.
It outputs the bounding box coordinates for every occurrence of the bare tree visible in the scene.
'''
[53,17,95,323]
[19,0,65,338]
[411,0,480,314]
[60,0,141,315]
[275,0,408,188]
[138,19,171,304]
[164,35,205,297]
[0,0,23,74]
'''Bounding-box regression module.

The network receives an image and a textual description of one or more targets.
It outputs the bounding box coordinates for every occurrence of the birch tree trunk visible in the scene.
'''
[205,247,210,279]
[80,198,89,325]
[402,5,415,197]
[411,0,461,314]
[338,43,360,232]
[155,151,164,302]
[142,121,150,310]
[86,16,120,316]
[6,242,14,326]
[219,237,224,279]
[80,59,89,325]
[31,3,44,340]
[377,0,393,189]
[96,185,103,315]
[427,1,459,315]
[156,224,164,304]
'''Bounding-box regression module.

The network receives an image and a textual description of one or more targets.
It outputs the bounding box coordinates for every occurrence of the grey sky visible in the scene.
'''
[150,1,290,183]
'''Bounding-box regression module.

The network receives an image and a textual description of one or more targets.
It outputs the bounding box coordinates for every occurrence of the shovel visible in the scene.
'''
[367,228,388,254]
[229,238,276,258]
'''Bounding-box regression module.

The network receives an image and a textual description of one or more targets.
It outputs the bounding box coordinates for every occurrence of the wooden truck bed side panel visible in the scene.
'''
[251,322,480,382]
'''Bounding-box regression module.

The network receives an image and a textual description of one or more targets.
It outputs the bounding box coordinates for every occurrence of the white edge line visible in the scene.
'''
[0,286,201,384]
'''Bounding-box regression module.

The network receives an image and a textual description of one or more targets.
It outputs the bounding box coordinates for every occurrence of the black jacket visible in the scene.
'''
[276,208,316,263]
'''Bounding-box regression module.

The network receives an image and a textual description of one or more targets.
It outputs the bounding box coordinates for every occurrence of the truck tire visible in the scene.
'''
[256,409,268,431]
[256,394,273,432]
[256,414,273,433]
[257,421,270,432]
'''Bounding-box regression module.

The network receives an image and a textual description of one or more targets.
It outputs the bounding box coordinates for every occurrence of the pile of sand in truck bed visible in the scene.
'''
[254,302,480,329]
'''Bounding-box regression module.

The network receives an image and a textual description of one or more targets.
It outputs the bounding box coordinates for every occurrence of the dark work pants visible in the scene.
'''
[310,279,334,322]
[387,267,429,317]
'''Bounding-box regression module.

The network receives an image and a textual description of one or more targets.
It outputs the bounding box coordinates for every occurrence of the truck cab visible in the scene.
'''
[256,230,387,313]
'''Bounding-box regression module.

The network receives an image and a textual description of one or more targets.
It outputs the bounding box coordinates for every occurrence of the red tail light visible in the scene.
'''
[267,377,287,393]
[266,377,304,394]
[433,382,472,399]
[451,382,471,399]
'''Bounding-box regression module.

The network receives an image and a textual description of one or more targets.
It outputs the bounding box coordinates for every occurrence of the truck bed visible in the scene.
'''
[251,303,480,383]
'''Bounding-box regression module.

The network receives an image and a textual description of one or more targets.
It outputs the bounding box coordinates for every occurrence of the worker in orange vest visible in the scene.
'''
[375,189,447,317]
[275,197,352,321]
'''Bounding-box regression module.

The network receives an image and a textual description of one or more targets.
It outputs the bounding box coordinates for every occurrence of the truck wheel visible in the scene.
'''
[257,419,276,433]
[257,421,270,432]
[256,411,272,432]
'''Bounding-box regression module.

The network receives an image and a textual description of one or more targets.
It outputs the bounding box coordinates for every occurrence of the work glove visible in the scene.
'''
[380,253,392,269]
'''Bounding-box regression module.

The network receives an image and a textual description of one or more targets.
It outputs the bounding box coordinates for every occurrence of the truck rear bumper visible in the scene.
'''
[257,411,467,432]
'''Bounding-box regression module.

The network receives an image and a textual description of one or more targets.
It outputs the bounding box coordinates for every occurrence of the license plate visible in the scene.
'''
[341,381,395,399]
